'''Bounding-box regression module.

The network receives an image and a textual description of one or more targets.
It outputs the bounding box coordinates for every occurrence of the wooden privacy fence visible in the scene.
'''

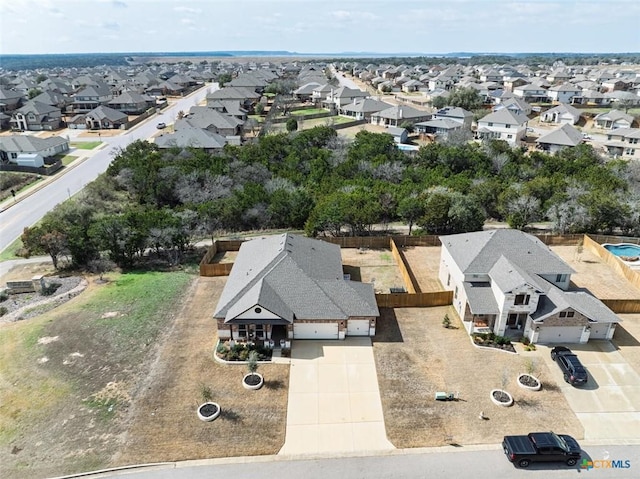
[199,240,241,277]
[583,234,640,293]
[375,291,453,308]
[390,238,419,293]
[601,300,640,314]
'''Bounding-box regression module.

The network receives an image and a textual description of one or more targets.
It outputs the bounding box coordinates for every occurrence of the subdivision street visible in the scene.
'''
[0,84,215,253]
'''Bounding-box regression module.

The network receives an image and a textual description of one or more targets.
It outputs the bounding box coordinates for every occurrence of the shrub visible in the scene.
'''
[200,384,213,402]
[521,337,531,346]
[41,282,61,296]
[0,290,8,302]
[0,306,7,317]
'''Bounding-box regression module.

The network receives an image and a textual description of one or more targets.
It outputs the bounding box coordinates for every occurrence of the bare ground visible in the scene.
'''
[341,248,404,293]
[114,276,289,465]
[550,245,640,298]
[373,306,583,448]
[400,246,443,292]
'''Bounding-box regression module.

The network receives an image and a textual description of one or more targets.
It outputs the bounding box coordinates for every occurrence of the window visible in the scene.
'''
[454,286,458,299]
[507,134,513,139]
[255,324,265,338]
[447,274,451,286]
[505,124,510,128]
[254,307,262,314]
[488,122,494,127]
[559,311,567,318]
[238,325,248,338]
[514,294,530,305]
[556,274,567,283]
[567,311,575,318]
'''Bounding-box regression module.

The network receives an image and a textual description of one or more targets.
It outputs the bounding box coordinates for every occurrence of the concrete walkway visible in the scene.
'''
[279,338,394,456]
[538,341,640,441]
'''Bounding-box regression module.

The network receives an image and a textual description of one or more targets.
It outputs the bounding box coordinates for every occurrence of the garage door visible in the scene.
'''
[293,322,339,339]
[537,326,583,344]
[347,319,370,336]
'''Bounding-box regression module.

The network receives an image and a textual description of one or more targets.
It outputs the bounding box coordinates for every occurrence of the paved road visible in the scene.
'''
[0,85,216,253]
[77,444,640,479]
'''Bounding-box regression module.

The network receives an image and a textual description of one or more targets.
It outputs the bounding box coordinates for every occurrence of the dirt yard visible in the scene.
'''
[373,306,583,448]
[341,248,405,293]
[114,276,289,466]
[551,245,640,298]
[400,246,443,292]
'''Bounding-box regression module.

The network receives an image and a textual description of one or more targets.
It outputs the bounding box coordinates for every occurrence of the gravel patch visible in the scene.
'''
[0,276,86,323]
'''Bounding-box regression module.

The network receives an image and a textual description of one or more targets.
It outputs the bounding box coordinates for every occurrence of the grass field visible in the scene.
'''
[70,141,101,150]
[290,108,329,116]
[61,154,78,166]
[0,270,194,479]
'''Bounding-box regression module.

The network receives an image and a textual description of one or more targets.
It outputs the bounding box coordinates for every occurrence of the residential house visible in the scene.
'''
[0,134,69,164]
[338,98,393,121]
[432,106,473,130]
[536,124,584,153]
[476,109,528,146]
[604,128,640,159]
[539,103,582,125]
[571,89,611,106]
[84,105,128,129]
[414,118,463,138]
[108,91,155,114]
[9,101,63,131]
[293,82,322,102]
[207,100,248,121]
[322,86,369,111]
[213,233,379,342]
[0,88,25,114]
[401,79,424,93]
[547,83,582,104]
[370,105,431,127]
[513,83,548,103]
[155,126,228,152]
[439,229,619,344]
[594,109,635,130]
[206,86,261,111]
[72,84,113,112]
[492,97,532,116]
[178,106,244,137]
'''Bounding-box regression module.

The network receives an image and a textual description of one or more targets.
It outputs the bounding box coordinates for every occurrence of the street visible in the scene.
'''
[83,444,640,479]
[0,85,215,253]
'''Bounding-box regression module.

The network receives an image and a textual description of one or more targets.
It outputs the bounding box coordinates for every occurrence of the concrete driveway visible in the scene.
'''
[279,338,394,456]
[538,341,640,441]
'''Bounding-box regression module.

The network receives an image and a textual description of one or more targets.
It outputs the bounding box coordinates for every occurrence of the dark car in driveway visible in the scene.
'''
[551,346,588,386]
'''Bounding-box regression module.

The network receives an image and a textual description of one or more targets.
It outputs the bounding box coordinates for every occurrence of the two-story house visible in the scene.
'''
[72,84,113,113]
[547,83,582,104]
[9,100,63,131]
[604,128,640,159]
[476,109,528,146]
[438,229,619,344]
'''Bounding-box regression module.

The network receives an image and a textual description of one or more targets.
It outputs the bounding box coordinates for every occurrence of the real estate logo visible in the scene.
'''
[581,458,631,470]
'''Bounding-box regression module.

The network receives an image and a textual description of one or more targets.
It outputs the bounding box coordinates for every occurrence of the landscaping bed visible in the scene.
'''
[216,341,272,361]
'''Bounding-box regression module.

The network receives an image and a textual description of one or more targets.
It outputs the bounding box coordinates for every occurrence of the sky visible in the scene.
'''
[1,0,639,55]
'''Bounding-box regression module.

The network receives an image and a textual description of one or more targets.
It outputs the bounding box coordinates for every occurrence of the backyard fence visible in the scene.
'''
[583,235,640,294]
[390,238,419,293]
[375,291,453,308]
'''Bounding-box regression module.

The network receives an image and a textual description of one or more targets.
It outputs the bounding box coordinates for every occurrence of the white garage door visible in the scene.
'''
[293,322,339,339]
[537,326,583,344]
[347,319,370,336]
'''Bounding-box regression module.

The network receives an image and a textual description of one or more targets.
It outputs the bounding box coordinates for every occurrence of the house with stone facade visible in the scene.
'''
[213,234,379,343]
[438,229,619,344]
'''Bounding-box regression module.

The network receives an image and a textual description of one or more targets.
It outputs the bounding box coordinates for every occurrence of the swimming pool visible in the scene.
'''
[603,243,640,261]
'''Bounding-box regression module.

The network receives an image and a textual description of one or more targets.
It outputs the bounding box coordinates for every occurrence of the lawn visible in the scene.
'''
[0,236,25,261]
[61,154,78,166]
[70,141,101,150]
[290,108,329,116]
[0,270,194,479]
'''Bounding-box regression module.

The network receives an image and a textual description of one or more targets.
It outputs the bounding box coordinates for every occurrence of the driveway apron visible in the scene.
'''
[539,341,640,441]
[279,338,395,455]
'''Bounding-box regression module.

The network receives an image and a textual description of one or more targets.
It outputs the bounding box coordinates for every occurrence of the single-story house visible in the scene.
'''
[539,103,582,125]
[155,126,228,152]
[85,105,128,130]
[213,233,379,342]
[536,124,584,153]
[370,105,431,127]
[438,229,619,344]
[0,134,69,163]
[338,98,393,121]
[594,109,635,130]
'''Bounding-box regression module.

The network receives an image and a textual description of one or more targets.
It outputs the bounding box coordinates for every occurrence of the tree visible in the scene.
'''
[255,103,265,115]
[216,73,232,87]
[21,226,67,269]
[28,88,43,99]
[286,117,298,132]
[397,196,425,235]
[445,87,483,111]
[87,257,116,281]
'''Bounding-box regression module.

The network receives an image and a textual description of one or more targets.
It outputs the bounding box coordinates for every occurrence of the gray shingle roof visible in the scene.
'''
[0,134,68,154]
[155,126,227,149]
[478,109,529,126]
[463,282,500,314]
[440,229,574,276]
[537,124,583,147]
[214,234,379,322]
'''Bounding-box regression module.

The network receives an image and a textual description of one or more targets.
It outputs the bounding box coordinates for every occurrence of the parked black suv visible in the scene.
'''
[551,346,588,386]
